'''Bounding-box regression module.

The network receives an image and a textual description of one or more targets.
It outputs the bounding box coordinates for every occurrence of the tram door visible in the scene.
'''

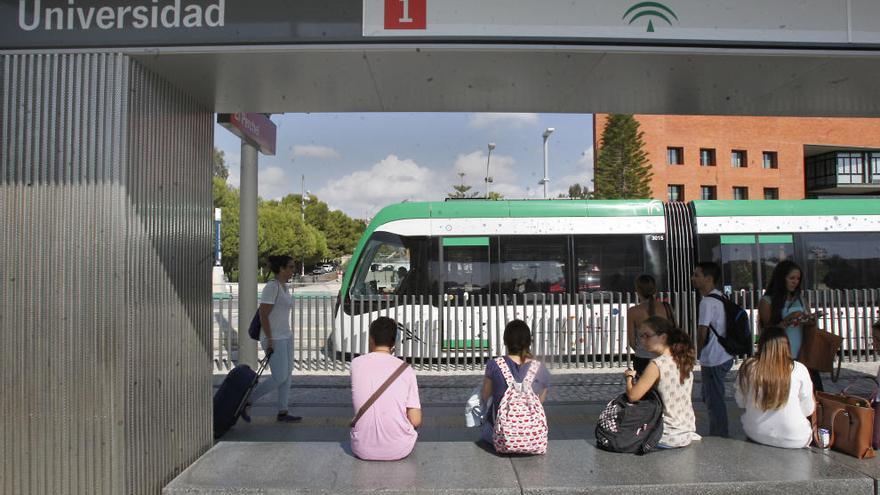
[719,234,794,294]
[438,237,492,357]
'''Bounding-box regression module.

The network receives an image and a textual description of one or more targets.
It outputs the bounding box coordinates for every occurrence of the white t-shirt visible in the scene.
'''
[735,361,815,449]
[259,280,293,340]
[698,289,733,366]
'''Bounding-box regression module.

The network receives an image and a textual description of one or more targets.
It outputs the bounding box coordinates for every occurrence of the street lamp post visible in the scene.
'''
[485,142,496,197]
[301,174,309,278]
[540,128,555,199]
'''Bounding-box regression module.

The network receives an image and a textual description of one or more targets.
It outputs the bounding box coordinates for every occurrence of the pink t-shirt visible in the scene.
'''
[350,353,421,461]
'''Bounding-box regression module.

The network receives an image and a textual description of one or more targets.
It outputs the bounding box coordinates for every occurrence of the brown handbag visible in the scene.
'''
[814,390,876,459]
[798,321,842,376]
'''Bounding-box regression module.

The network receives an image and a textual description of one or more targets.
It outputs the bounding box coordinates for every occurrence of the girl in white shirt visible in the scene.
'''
[735,326,814,449]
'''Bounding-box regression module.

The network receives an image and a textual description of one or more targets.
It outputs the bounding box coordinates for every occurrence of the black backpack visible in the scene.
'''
[595,389,664,455]
[704,293,754,357]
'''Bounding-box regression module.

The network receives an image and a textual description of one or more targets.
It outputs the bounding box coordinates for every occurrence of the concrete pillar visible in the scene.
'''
[238,141,259,367]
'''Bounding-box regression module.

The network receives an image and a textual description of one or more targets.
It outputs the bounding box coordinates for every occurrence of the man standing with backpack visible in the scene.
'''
[692,262,733,437]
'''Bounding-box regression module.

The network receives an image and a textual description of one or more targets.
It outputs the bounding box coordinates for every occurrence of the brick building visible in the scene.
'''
[593,114,880,201]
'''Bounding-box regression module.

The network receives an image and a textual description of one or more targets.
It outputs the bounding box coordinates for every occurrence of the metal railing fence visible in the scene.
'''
[212,289,880,373]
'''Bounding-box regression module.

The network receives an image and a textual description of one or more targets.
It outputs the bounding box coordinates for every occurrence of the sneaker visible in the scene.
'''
[276,413,302,423]
[240,403,252,423]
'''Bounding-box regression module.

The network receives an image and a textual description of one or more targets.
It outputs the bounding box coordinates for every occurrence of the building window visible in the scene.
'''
[732,186,749,200]
[763,188,779,200]
[667,184,684,202]
[667,147,684,165]
[700,148,716,167]
[700,186,717,200]
[763,151,778,169]
[732,150,747,168]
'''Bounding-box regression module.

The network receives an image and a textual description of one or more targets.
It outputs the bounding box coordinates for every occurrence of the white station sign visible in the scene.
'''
[363,0,880,46]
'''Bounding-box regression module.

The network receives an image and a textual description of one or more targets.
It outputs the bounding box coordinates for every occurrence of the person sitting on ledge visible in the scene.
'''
[350,317,422,461]
[735,326,814,449]
[623,316,700,448]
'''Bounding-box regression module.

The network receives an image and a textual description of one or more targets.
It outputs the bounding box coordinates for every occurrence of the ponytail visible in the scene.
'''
[667,330,696,384]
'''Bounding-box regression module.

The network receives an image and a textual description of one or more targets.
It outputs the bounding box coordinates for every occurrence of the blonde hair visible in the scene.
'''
[737,327,792,411]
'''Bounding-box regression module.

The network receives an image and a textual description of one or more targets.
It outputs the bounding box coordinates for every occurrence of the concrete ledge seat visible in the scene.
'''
[164,438,877,495]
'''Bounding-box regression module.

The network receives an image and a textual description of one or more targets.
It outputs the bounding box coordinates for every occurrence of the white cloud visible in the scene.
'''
[468,113,539,129]
[258,166,291,200]
[550,147,595,198]
[314,155,442,218]
[292,144,341,159]
[224,150,241,188]
[450,149,524,199]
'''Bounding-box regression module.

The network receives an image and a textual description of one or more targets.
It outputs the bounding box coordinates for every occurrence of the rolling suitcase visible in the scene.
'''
[213,351,272,439]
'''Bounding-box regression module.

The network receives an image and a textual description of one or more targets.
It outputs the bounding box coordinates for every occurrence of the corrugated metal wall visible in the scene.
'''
[1,53,213,495]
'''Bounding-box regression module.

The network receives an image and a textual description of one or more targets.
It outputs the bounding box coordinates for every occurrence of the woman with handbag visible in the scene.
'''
[242,255,302,423]
[758,260,823,391]
[626,274,677,376]
[735,326,815,448]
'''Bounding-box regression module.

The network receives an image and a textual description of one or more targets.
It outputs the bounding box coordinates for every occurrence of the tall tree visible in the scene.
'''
[448,172,481,199]
[213,147,229,180]
[593,114,653,199]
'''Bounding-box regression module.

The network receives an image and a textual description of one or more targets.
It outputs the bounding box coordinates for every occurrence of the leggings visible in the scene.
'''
[251,338,293,411]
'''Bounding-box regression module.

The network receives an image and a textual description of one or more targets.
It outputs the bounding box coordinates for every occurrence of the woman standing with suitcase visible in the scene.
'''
[242,255,302,423]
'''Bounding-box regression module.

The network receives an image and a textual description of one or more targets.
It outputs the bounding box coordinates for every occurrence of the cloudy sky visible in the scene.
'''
[215,113,595,219]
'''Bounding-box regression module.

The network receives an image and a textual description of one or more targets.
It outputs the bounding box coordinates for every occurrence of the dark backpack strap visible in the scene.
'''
[662,301,677,327]
[350,361,409,428]
[702,293,726,345]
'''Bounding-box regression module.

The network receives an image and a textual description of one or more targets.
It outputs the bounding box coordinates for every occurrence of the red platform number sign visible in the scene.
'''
[385,0,426,29]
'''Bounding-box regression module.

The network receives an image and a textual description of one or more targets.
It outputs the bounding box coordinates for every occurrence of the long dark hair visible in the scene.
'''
[641,316,695,384]
[764,260,802,326]
[503,319,533,362]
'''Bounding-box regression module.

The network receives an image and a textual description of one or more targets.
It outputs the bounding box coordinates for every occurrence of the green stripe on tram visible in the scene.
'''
[758,234,793,244]
[720,234,795,244]
[693,199,880,217]
[443,236,490,247]
[720,234,755,244]
[442,339,490,350]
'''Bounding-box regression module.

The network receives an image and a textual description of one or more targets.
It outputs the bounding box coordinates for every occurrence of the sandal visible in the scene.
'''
[276,412,302,423]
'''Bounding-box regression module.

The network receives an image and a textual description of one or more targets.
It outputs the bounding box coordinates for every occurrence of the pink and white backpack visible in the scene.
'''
[492,357,548,455]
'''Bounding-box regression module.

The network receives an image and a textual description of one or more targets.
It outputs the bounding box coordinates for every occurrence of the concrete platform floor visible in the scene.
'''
[166,362,880,494]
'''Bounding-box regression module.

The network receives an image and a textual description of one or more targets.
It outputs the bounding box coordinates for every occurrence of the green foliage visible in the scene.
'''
[487,191,504,200]
[593,114,653,199]
[566,183,593,199]
[213,178,365,281]
[213,148,228,179]
[448,172,481,199]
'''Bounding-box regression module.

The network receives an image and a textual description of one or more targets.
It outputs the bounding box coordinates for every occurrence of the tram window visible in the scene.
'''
[498,236,567,294]
[720,238,758,291]
[574,235,646,293]
[802,233,880,290]
[758,237,794,290]
[349,232,428,299]
[436,238,491,303]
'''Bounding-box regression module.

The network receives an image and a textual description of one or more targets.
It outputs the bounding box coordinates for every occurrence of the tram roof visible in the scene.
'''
[692,199,880,217]
[369,200,664,229]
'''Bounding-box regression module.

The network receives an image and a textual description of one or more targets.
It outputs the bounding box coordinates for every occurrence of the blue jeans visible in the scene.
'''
[701,359,733,437]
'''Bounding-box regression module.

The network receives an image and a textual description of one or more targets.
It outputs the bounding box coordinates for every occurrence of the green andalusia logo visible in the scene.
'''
[623,2,678,33]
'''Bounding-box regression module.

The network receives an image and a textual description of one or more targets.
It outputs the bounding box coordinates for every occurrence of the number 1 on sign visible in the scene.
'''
[399,0,413,23]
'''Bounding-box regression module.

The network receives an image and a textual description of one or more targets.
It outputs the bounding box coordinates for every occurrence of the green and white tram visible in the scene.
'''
[331,199,880,360]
